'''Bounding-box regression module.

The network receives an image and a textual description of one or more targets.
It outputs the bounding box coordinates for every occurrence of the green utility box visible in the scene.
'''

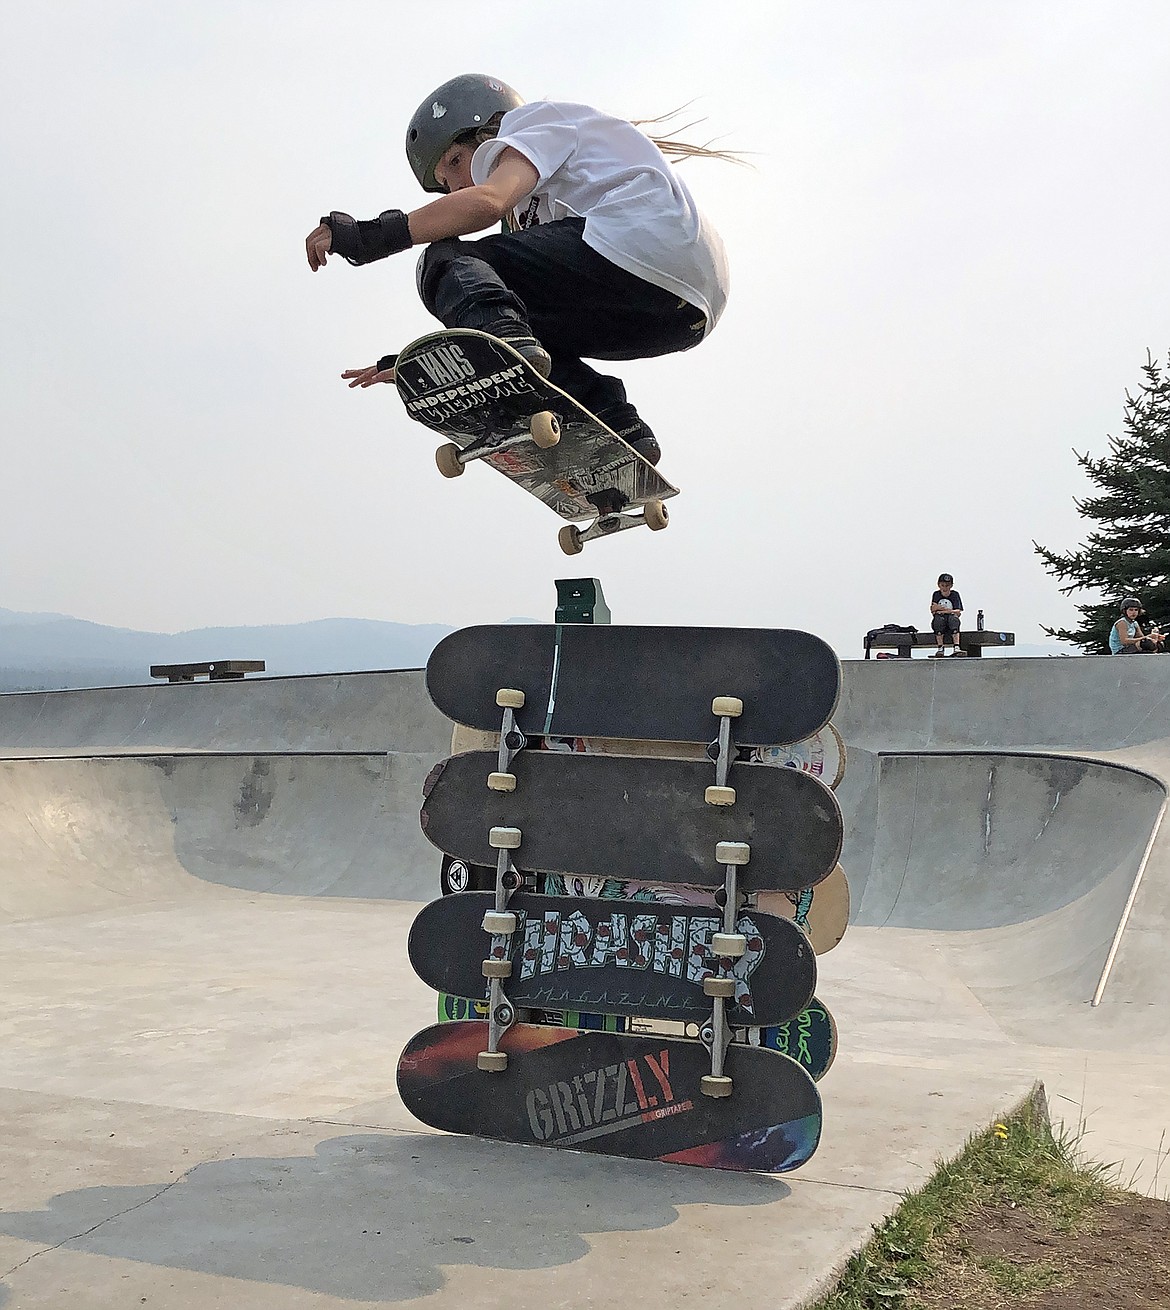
[554,578,611,625]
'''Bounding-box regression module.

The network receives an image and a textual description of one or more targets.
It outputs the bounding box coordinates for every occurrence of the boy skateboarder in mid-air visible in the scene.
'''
[305,74,732,465]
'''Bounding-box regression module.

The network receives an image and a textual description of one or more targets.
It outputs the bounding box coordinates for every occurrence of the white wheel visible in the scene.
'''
[703,976,736,998]
[481,957,513,979]
[487,771,517,792]
[435,443,464,479]
[489,826,522,850]
[478,1050,509,1072]
[712,696,744,718]
[530,411,561,449]
[701,1075,734,1099]
[496,688,525,709]
[645,499,669,531]
[558,524,584,556]
[705,785,736,807]
[716,841,751,865]
[483,911,518,935]
[712,932,747,958]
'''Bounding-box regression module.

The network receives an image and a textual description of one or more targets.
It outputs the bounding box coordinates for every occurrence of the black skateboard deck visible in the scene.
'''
[408,893,816,1028]
[421,751,843,892]
[427,624,840,747]
[394,329,678,553]
[396,1021,822,1173]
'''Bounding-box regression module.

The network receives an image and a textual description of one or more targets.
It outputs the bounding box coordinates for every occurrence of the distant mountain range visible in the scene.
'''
[0,607,456,692]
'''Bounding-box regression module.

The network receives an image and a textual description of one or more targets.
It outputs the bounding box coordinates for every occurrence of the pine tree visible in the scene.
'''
[1034,351,1170,652]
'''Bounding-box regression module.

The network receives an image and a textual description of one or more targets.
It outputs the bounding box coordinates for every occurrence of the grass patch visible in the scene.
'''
[807,1084,1120,1309]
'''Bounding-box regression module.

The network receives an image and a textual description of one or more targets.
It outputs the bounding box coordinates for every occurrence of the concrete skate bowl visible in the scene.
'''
[836,747,1167,1048]
[0,751,446,925]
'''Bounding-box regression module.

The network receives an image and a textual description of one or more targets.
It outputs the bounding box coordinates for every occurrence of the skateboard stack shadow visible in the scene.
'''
[396,624,849,1173]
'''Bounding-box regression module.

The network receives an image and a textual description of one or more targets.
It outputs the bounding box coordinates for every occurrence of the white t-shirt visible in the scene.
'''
[472,101,729,335]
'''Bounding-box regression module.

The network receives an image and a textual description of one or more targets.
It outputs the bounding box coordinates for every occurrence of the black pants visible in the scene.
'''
[416,218,707,422]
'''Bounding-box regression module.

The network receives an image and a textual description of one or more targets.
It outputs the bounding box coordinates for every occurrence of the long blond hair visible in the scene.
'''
[467,104,750,168]
[633,104,752,168]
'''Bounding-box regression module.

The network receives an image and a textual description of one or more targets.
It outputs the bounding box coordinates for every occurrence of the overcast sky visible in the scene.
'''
[2,1,1167,656]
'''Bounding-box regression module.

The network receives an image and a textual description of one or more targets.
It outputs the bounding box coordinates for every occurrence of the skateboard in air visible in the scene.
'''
[393,329,678,554]
[408,891,817,1028]
[421,749,843,893]
[427,624,841,746]
[396,1020,822,1173]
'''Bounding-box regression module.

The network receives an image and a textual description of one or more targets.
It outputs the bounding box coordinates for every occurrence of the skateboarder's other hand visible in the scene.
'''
[342,365,396,388]
[306,223,333,271]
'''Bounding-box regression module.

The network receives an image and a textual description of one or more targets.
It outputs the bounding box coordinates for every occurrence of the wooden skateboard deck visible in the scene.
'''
[421,750,843,892]
[435,994,838,1082]
[396,1021,822,1173]
[395,330,677,552]
[427,624,841,747]
[408,892,816,1028]
[450,720,848,791]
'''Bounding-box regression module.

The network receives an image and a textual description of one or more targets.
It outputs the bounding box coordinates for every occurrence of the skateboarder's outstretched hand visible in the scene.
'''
[342,364,396,388]
[305,223,332,271]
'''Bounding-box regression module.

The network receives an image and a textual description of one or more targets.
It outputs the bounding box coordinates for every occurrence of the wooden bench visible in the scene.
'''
[863,631,1015,659]
[150,660,266,683]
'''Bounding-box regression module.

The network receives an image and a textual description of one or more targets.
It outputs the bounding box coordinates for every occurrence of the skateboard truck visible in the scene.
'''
[701,840,751,1098]
[557,500,669,556]
[704,696,743,807]
[478,824,523,1072]
[435,412,561,480]
[487,688,527,792]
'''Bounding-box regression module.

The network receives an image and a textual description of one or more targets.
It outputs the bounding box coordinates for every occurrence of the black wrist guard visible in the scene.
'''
[322,209,412,266]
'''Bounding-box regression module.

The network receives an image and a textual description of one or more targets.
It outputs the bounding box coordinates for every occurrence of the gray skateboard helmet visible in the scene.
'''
[1121,597,1142,612]
[406,74,524,193]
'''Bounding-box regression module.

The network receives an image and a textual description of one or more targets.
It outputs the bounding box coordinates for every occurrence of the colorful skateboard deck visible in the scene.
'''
[409,892,816,1028]
[421,750,843,892]
[427,624,841,747]
[396,1021,822,1173]
[394,330,677,553]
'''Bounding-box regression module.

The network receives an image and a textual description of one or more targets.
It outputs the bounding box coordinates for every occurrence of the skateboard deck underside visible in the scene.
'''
[408,893,817,1028]
[435,993,839,1082]
[421,750,844,891]
[451,721,848,791]
[395,330,677,522]
[396,1021,822,1172]
[426,625,841,746]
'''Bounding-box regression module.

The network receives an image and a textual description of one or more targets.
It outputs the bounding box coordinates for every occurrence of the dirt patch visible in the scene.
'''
[914,1192,1170,1309]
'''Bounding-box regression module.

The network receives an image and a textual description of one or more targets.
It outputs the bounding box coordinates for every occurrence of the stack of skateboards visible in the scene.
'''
[396,625,849,1172]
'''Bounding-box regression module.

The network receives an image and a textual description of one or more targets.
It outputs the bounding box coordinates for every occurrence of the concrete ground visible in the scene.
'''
[0,655,1166,1308]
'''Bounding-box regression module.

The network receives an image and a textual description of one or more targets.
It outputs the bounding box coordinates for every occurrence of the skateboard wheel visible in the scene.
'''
[644,498,669,531]
[487,771,517,792]
[712,696,744,718]
[481,958,513,979]
[705,784,737,807]
[703,976,736,998]
[477,1051,509,1072]
[496,688,525,709]
[482,911,517,935]
[530,410,561,449]
[489,826,522,850]
[712,932,747,958]
[558,524,584,556]
[716,841,751,866]
[435,443,465,479]
[701,1075,734,1099]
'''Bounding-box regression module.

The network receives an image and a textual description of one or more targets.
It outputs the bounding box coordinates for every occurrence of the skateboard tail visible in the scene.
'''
[660,1114,822,1173]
